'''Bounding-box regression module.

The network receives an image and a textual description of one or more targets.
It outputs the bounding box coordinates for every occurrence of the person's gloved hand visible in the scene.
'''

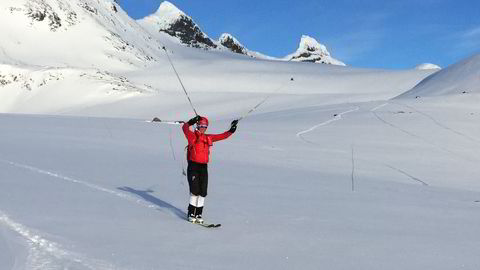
[187,115,201,125]
[229,119,239,133]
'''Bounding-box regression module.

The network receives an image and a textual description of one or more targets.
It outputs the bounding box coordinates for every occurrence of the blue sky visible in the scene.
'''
[117,0,480,69]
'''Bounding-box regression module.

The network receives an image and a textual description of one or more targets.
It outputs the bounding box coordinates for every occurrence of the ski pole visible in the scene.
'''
[162,46,199,116]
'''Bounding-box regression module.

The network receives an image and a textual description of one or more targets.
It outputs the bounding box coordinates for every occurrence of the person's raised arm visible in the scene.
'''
[183,115,201,142]
[210,120,238,142]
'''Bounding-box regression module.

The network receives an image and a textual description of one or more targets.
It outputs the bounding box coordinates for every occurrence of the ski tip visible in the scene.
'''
[204,223,221,228]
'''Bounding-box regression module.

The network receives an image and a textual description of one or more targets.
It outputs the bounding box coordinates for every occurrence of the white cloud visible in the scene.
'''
[324,13,390,63]
[455,25,480,53]
[463,26,480,39]
[327,29,385,63]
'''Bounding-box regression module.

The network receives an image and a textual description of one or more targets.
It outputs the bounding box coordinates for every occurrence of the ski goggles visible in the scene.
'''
[197,125,208,129]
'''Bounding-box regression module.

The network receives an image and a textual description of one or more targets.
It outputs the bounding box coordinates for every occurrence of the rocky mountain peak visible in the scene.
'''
[138,1,217,50]
[151,1,185,27]
[138,4,344,65]
[285,35,345,66]
[298,35,329,54]
[219,33,248,55]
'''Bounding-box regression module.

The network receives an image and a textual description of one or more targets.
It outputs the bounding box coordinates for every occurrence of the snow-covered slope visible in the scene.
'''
[397,53,480,98]
[1,95,479,269]
[284,35,346,66]
[0,64,155,113]
[137,1,217,50]
[0,0,163,70]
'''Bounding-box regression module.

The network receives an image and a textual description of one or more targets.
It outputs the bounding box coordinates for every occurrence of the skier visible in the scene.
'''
[182,115,238,224]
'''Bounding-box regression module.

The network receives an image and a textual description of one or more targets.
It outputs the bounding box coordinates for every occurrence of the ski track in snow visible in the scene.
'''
[390,101,480,146]
[0,159,177,215]
[370,102,389,112]
[384,164,429,186]
[0,210,119,270]
[296,106,360,144]
[293,102,460,189]
[350,144,356,192]
[370,104,479,164]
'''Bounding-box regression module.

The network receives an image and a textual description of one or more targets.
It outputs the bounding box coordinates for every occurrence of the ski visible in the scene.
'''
[198,223,221,228]
[189,220,221,228]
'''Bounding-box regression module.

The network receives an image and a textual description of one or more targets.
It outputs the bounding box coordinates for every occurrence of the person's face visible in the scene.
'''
[197,125,207,133]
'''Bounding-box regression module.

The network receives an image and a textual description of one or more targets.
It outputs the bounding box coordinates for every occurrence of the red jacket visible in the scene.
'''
[182,122,233,164]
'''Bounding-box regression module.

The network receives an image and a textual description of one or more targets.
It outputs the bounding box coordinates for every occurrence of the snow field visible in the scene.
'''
[3,92,480,269]
[0,1,479,268]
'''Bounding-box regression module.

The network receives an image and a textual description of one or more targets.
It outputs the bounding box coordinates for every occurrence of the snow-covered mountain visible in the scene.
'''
[0,0,164,70]
[0,0,171,112]
[415,63,441,70]
[218,33,276,60]
[218,33,250,56]
[218,33,345,65]
[397,53,480,98]
[0,0,435,116]
[137,1,217,50]
[284,35,346,66]
[137,2,344,65]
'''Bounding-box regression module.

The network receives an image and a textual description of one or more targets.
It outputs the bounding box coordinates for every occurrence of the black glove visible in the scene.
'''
[229,119,238,133]
[187,115,201,125]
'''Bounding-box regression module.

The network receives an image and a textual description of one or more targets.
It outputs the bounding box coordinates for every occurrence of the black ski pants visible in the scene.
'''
[187,161,208,197]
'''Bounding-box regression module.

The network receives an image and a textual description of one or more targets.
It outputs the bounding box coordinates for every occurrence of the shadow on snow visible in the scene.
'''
[118,186,186,220]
